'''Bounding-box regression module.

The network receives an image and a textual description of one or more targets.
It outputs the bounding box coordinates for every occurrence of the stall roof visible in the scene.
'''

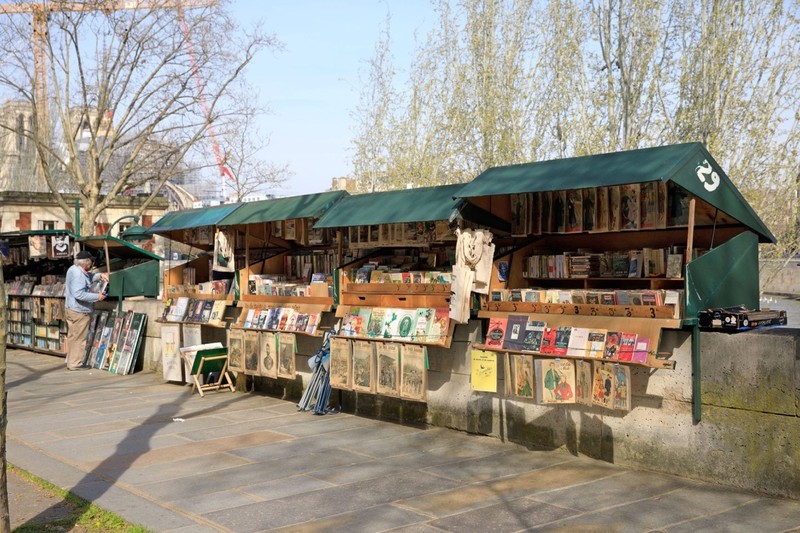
[146,203,242,235]
[455,143,775,243]
[217,191,348,226]
[314,184,467,228]
[78,235,162,261]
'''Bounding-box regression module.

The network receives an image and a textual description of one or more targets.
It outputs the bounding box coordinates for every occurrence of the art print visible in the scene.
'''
[277,332,296,378]
[375,342,400,397]
[244,330,260,375]
[591,361,616,408]
[329,337,352,389]
[565,189,583,233]
[613,364,631,411]
[51,235,71,258]
[227,328,244,373]
[536,358,575,404]
[351,340,374,393]
[259,331,277,378]
[512,353,534,399]
[575,360,593,405]
[400,343,427,402]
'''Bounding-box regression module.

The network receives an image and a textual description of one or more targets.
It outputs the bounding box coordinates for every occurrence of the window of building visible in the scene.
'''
[39,220,57,230]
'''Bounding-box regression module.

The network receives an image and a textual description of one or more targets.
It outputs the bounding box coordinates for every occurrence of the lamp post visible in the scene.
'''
[105,214,140,238]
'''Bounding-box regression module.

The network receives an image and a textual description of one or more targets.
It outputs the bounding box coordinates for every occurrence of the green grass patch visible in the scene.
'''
[10,464,153,533]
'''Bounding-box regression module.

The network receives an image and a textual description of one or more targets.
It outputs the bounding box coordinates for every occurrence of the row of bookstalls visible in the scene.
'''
[2,228,160,370]
[139,142,776,424]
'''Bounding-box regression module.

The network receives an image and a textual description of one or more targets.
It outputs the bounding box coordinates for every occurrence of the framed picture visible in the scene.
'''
[259,331,277,378]
[375,342,400,397]
[351,340,374,393]
[277,332,296,379]
[400,343,427,402]
[329,337,352,389]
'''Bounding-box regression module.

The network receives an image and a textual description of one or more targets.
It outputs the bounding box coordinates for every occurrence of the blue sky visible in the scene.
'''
[230,1,436,197]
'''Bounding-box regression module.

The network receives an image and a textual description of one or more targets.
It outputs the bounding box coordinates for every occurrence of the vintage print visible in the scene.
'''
[351,340,375,393]
[277,332,296,379]
[400,343,427,402]
[375,342,400,397]
[329,337,352,389]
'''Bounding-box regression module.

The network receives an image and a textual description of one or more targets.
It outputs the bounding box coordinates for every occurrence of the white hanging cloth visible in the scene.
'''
[450,228,495,323]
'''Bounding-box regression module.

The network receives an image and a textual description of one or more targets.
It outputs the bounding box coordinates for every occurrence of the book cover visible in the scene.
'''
[208,300,228,326]
[553,190,566,233]
[510,193,528,236]
[591,361,615,408]
[104,315,126,371]
[104,311,132,371]
[427,308,449,343]
[243,308,256,328]
[540,191,553,232]
[395,308,417,341]
[161,298,174,321]
[582,187,596,232]
[380,308,401,340]
[502,314,529,351]
[536,358,575,404]
[565,189,583,233]
[93,314,116,371]
[594,186,609,232]
[617,332,638,361]
[116,313,147,375]
[586,329,607,359]
[266,308,281,330]
[304,313,320,336]
[201,299,214,323]
[519,320,546,352]
[666,253,684,279]
[604,331,621,360]
[366,307,386,338]
[484,317,508,349]
[85,311,107,367]
[552,326,572,356]
[575,360,593,405]
[632,337,650,363]
[413,308,434,341]
[170,297,189,322]
[566,327,590,357]
[539,327,557,354]
[160,323,182,382]
[613,364,632,411]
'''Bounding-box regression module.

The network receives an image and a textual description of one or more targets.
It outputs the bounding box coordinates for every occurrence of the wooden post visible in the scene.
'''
[686,197,696,263]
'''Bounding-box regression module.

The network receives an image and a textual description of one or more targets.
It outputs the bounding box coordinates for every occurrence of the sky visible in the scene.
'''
[229,1,437,197]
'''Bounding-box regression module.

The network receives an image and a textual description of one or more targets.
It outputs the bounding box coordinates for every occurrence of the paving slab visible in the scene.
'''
[7,348,800,533]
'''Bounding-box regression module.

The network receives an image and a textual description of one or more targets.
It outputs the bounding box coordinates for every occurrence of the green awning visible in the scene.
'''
[146,203,243,235]
[314,184,467,228]
[456,143,775,243]
[217,191,348,226]
[78,235,162,261]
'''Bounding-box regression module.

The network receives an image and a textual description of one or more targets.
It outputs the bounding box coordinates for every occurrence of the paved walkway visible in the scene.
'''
[6,348,800,533]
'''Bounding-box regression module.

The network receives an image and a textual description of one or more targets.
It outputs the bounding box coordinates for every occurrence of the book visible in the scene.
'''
[640,181,658,229]
[413,308,434,341]
[200,299,214,323]
[604,331,621,360]
[395,308,417,341]
[565,189,583,233]
[552,326,572,356]
[586,329,607,359]
[617,332,638,361]
[305,313,320,336]
[427,308,449,343]
[366,307,387,338]
[380,308,402,339]
[484,317,508,349]
[502,314,529,351]
[632,337,650,363]
[208,300,228,326]
[243,308,256,328]
[539,327,557,354]
[666,253,684,279]
[566,327,590,357]
[519,320,546,352]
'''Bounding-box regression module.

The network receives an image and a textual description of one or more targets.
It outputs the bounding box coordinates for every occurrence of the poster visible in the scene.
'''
[161,324,182,382]
[50,235,71,258]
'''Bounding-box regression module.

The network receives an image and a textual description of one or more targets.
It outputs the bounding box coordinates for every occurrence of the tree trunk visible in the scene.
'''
[0,266,11,532]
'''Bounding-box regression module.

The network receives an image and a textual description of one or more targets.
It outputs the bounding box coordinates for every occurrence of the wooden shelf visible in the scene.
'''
[473,343,676,370]
[228,325,323,338]
[238,294,334,309]
[480,301,678,319]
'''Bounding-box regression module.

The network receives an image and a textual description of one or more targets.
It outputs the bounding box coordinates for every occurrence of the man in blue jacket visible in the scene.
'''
[65,250,108,370]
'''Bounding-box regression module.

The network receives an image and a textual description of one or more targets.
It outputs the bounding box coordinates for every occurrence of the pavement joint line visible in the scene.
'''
[9,432,235,533]
[646,495,765,530]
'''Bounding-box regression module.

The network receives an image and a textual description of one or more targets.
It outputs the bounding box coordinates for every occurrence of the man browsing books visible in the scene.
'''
[65,250,108,370]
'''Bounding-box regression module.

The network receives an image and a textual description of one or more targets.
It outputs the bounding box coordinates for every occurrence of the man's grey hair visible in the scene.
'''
[74,257,93,268]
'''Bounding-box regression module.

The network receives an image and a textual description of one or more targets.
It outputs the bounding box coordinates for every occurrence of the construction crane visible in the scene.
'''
[0,0,216,177]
